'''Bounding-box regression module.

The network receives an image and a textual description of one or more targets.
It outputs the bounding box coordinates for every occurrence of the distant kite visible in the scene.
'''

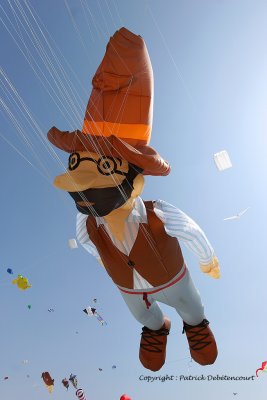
[256,361,267,377]
[76,388,87,400]
[223,207,250,221]
[69,373,78,389]
[7,268,13,274]
[83,306,107,326]
[83,306,96,316]
[41,372,54,393]
[213,150,232,171]
[62,378,69,390]
[12,275,32,290]
[120,394,132,400]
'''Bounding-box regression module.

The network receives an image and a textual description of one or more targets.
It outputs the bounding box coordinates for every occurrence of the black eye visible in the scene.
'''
[68,153,80,171]
[97,157,117,175]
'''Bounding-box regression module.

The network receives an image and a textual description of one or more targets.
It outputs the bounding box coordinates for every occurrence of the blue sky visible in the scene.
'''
[1,1,267,399]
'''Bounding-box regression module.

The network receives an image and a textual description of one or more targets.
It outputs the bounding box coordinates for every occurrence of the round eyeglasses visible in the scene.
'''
[68,152,127,176]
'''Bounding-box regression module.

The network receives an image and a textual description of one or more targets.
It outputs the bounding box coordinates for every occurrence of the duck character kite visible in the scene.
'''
[48,27,220,371]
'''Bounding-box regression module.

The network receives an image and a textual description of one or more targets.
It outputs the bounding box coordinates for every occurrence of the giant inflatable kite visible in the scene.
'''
[48,27,220,371]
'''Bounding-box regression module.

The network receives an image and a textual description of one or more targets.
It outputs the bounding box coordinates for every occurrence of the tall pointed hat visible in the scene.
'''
[48,27,170,176]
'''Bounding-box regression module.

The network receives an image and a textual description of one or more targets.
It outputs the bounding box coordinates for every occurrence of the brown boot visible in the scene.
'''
[183,319,218,365]
[139,318,171,371]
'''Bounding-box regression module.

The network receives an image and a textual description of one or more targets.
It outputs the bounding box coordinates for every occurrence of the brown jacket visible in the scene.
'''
[86,201,184,289]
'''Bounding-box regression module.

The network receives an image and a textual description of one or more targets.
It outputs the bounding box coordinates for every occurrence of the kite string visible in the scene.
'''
[80,0,105,39]
[25,0,89,102]
[96,0,111,37]
[146,4,197,112]
[1,1,169,262]
[0,68,72,175]
[0,3,121,269]
[1,5,121,230]
[0,131,49,182]
[0,8,79,130]
[110,0,124,27]
[2,0,130,184]
[63,0,92,64]
[104,0,118,31]
[3,1,83,128]
[15,0,84,124]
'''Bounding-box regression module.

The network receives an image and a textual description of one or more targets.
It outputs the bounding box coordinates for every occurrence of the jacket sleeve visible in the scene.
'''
[76,213,100,259]
[154,200,215,265]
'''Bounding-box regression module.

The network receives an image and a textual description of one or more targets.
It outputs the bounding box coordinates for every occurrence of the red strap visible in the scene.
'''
[143,293,151,309]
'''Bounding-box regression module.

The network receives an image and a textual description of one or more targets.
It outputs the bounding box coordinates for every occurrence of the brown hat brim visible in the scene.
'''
[47,127,170,176]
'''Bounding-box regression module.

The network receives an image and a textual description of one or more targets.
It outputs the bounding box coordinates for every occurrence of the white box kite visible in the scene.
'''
[68,239,78,249]
[213,150,232,171]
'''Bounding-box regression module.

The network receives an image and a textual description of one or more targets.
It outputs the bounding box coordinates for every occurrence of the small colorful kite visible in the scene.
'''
[62,378,69,390]
[76,388,87,400]
[256,361,267,377]
[69,373,78,389]
[41,372,54,393]
[7,268,13,274]
[12,275,32,290]
[83,306,107,326]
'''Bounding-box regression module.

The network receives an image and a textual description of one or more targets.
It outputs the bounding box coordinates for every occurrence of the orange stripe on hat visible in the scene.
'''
[82,121,151,143]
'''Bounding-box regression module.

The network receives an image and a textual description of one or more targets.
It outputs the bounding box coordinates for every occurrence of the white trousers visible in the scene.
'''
[119,268,205,330]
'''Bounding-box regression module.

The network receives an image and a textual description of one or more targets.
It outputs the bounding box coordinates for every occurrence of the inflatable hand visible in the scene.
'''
[200,256,220,279]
